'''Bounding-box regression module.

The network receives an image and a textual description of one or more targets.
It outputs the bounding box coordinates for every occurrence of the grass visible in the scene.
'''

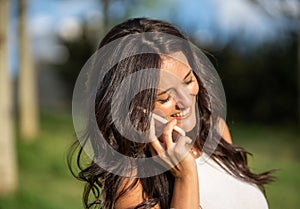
[0,112,299,209]
[0,111,83,209]
[230,122,300,209]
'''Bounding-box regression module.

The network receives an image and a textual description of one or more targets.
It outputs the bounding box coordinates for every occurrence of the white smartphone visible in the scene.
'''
[152,113,186,136]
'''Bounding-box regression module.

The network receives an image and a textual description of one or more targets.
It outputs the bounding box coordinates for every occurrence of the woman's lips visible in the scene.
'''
[171,107,192,120]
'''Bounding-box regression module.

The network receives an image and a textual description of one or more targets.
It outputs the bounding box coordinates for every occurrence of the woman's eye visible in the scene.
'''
[157,95,171,104]
[184,78,194,85]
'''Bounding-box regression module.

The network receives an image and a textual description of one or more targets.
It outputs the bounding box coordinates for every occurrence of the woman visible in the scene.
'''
[68,18,275,209]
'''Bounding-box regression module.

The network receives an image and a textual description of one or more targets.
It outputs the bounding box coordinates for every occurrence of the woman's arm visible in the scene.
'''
[170,163,200,208]
[150,119,200,209]
[115,119,200,209]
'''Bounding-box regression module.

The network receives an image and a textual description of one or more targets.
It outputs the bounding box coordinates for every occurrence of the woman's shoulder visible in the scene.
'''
[218,117,232,144]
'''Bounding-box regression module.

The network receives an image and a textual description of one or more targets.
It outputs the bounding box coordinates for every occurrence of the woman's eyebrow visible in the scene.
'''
[157,87,173,96]
[157,70,192,96]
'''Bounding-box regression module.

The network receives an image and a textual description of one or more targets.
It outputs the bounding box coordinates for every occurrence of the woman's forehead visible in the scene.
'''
[159,52,192,80]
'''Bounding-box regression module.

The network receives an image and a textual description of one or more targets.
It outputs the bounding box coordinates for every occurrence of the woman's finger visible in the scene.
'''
[149,117,165,154]
[149,146,172,168]
[161,119,177,147]
[149,117,157,141]
[150,138,165,154]
[175,136,192,154]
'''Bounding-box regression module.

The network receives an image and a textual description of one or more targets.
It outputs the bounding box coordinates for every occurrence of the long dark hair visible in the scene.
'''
[68,18,275,209]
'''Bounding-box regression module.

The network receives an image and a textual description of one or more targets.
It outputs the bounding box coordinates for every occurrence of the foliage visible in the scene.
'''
[54,29,96,102]
[212,33,298,124]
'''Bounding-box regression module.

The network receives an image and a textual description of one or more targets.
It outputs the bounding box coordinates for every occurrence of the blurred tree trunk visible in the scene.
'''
[0,0,18,195]
[101,0,110,32]
[298,12,300,125]
[18,0,39,140]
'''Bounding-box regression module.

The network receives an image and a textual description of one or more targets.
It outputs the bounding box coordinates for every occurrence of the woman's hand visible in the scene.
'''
[149,118,197,179]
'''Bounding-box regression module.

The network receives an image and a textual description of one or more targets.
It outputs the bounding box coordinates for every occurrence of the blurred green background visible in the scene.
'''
[0,0,299,209]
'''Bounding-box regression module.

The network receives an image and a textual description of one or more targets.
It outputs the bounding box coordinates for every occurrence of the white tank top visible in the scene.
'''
[196,153,269,209]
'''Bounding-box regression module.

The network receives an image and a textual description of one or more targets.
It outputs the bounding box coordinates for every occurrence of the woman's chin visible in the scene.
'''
[181,125,194,133]
[178,119,196,133]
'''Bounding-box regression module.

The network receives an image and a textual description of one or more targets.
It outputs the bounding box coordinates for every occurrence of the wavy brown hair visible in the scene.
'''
[68,17,275,209]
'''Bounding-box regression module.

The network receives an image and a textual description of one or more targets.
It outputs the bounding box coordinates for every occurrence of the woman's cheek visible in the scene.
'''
[154,102,174,119]
[190,81,199,95]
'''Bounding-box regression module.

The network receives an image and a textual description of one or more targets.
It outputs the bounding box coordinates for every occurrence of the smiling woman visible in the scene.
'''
[68,17,275,209]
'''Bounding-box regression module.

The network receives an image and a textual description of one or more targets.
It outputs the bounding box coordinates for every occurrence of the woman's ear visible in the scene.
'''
[218,117,232,144]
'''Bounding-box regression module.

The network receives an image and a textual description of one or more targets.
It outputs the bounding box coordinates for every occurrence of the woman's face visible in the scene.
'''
[153,51,199,132]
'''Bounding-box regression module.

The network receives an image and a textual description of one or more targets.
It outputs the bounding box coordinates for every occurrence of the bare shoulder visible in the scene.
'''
[218,117,233,144]
[115,178,160,209]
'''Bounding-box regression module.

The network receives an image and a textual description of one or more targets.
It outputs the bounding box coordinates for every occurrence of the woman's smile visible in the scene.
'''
[171,107,191,119]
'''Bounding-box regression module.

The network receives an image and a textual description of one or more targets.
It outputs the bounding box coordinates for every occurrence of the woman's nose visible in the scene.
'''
[174,86,193,109]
